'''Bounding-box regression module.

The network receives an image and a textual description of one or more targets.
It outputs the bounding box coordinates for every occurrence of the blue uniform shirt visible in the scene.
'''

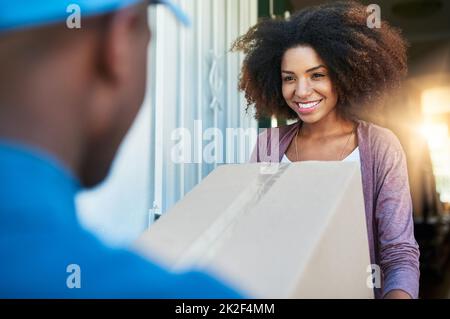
[0,142,243,298]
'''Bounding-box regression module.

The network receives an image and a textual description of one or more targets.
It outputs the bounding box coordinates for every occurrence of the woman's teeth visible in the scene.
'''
[297,99,322,109]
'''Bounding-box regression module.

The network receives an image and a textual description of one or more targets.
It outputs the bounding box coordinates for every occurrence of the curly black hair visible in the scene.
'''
[231,1,408,121]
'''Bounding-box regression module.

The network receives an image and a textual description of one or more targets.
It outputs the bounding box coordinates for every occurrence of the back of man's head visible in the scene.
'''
[0,1,150,187]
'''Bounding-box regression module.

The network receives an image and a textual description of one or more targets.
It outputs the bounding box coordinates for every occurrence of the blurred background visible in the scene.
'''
[76,0,450,298]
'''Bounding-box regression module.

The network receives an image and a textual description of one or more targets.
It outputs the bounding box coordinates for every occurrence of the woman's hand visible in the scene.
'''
[384,289,412,299]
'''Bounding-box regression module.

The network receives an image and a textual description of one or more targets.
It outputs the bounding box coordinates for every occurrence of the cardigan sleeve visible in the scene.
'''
[249,130,266,163]
[250,128,280,163]
[374,130,420,298]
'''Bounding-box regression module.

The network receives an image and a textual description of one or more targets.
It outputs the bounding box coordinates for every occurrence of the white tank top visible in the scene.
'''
[281,147,360,163]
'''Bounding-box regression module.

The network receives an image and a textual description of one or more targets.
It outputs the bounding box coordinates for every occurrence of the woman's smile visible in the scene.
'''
[295,98,324,114]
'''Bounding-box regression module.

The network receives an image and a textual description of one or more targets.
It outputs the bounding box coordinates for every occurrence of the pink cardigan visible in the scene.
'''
[250,119,420,298]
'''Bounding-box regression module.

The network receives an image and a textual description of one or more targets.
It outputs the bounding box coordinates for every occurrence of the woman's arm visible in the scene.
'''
[374,131,420,299]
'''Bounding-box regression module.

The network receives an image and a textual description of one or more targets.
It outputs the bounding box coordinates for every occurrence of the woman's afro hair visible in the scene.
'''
[231,1,408,120]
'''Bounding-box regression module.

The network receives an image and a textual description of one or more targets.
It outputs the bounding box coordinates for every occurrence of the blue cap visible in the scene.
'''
[0,0,190,33]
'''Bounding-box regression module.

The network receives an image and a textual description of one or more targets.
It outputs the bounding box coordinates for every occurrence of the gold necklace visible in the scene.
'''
[294,124,355,161]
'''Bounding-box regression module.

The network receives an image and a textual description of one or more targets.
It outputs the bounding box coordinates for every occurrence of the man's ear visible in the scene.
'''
[98,6,141,85]
[86,6,142,138]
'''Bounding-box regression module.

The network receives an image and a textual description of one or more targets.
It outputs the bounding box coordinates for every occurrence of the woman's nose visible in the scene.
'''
[294,79,313,99]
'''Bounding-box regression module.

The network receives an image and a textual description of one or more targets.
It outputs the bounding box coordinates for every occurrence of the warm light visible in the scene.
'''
[421,87,450,115]
[421,87,450,203]
[419,123,448,150]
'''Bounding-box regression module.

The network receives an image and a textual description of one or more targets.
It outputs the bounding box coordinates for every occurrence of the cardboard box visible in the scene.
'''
[135,162,374,298]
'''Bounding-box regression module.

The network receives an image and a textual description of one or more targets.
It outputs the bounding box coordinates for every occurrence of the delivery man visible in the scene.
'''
[0,0,242,298]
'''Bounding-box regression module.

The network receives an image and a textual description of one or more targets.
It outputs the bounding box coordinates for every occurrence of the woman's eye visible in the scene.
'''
[311,73,325,79]
[283,76,295,82]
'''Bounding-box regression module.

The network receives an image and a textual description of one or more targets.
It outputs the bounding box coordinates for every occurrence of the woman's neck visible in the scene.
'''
[300,111,354,139]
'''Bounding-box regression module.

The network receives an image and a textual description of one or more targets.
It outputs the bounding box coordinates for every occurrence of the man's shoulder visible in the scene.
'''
[0,221,152,297]
[0,219,243,298]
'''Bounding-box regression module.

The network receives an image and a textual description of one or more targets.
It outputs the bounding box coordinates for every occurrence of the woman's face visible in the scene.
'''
[281,45,338,124]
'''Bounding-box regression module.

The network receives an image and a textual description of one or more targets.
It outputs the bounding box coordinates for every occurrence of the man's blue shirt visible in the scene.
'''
[0,142,242,298]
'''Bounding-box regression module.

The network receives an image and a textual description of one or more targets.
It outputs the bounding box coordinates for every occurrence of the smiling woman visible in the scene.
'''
[232,0,420,299]
[281,48,337,122]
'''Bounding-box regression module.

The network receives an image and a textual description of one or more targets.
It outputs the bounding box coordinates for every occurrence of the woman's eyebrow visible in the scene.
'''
[282,65,327,74]
[305,65,327,73]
